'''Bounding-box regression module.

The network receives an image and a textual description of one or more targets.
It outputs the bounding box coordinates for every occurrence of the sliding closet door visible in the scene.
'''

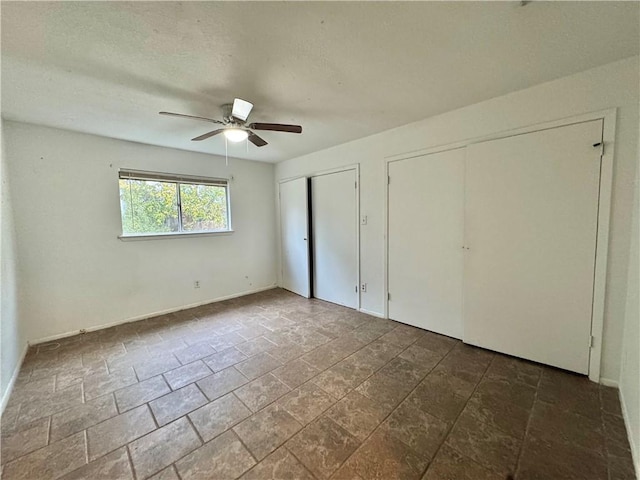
[279,177,310,298]
[388,148,465,338]
[464,120,603,374]
[311,169,358,308]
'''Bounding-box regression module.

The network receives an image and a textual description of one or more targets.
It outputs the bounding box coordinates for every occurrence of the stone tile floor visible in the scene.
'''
[0,288,636,480]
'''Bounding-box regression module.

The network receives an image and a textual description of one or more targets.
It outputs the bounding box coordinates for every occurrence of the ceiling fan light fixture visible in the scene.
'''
[224,128,249,143]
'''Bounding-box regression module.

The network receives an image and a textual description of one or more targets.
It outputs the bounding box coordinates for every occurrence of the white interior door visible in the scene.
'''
[464,120,603,374]
[311,169,358,308]
[279,177,310,298]
[388,148,465,338]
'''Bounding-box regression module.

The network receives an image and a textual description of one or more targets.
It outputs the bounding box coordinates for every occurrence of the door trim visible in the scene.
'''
[384,108,616,382]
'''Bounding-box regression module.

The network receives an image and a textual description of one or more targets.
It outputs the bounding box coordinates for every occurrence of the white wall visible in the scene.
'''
[620,145,639,473]
[1,120,26,409]
[4,122,277,343]
[276,56,640,383]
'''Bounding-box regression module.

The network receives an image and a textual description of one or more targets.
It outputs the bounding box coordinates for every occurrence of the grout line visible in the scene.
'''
[325,337,457,478]
[414,346,495,478]
[184,414,205,446]
[83,429,89,464]
[512,366,543,478]
[125,444,138,480]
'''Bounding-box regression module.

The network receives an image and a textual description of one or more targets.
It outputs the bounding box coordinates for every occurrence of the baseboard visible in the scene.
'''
[1,341,29,414]
[619,384,640,477]
[30,284,278,346]
[358,308,386,319]
[600,377,620,388]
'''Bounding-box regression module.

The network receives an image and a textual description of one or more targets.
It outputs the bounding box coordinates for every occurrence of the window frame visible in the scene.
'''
[117,169,233,240]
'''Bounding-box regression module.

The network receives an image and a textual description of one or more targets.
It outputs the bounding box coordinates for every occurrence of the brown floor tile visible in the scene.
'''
[148,466,180,480]
[60,447,133,480]
[398,344,443,371]
[196,366,248,401]
[16,384,84,428]
[356,371,414,412]
[517,434,608,479]
[129,417,202,479]
[484,355,542,388]
[528,400,605,453]
[174,342,216,365]
[272,359,320,389]
[189,392,251,442]
[344,429,428,480]
[312,358,376,400]
[175,430,256,480]
[600,384,624,417]
[239,447,315,480]
[459,391,530,440]
[378,356,431,386]
[475,376,537,410]
[2,431,86,480]
[537,367,600,419]
[379,324,425,348]
[84,367,137,400]
[50,394,118,442]
[234,373,291,412]
[235,352,283,380]
[414,332,458,356]
[235,336,278,356]
[445,412,520,477]
[286,416,360,479]
[163,360,212,390]
[149,383,208,426]
[202,347,248,372]
[234,403,302,460]
[325,391,387,441]
[278,383,336,425]
[422,445,501,480]
[114,375,171,412]
[381,400,449,460]
[3,290,635,480]
[1,416,49,465]
[87,404,156,461]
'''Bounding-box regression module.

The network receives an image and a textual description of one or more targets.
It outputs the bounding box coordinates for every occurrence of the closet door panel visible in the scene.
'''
[312,169,358,308]
[464,120,602,374]
[388,148,465,338]
[279,177,311,298]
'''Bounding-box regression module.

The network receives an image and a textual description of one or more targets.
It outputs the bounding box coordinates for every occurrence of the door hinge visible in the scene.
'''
[355,181,357,189]
[388,292,391,301]
[355,285,358,293]
[590,335,595,348]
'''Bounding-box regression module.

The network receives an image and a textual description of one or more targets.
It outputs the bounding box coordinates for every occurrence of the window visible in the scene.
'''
[118,170,231,237]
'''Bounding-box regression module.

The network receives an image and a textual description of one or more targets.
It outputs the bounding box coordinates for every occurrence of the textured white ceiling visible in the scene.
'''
[2,2,638,163]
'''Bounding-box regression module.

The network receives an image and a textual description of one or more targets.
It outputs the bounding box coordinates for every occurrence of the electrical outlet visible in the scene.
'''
[194,280,200,289]
[361,283,367,293]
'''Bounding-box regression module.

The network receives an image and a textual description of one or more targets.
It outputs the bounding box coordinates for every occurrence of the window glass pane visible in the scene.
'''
[119,179,179,234]
[179,183,229,232]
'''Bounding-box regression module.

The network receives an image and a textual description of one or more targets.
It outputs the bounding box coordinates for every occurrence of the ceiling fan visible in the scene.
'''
[159,98,302,147]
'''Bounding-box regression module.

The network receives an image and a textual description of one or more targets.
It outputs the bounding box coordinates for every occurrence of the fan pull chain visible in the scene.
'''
[225,136,228,166]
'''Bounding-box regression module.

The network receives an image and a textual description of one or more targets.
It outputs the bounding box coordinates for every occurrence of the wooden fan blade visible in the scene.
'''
[231,98,253,121]
[191,129,224,141]
[248,132,268,147]
[247,123,302,134]
[159,112,223,124]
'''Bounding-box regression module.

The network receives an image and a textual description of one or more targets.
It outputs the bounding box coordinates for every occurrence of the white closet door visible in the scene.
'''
[279,177,310,298]
[388,148,465,338]
[311,169,358,308]
[464,120,603,374]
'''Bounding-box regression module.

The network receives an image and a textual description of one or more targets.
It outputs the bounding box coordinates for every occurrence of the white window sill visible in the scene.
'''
[118,230,234,241]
